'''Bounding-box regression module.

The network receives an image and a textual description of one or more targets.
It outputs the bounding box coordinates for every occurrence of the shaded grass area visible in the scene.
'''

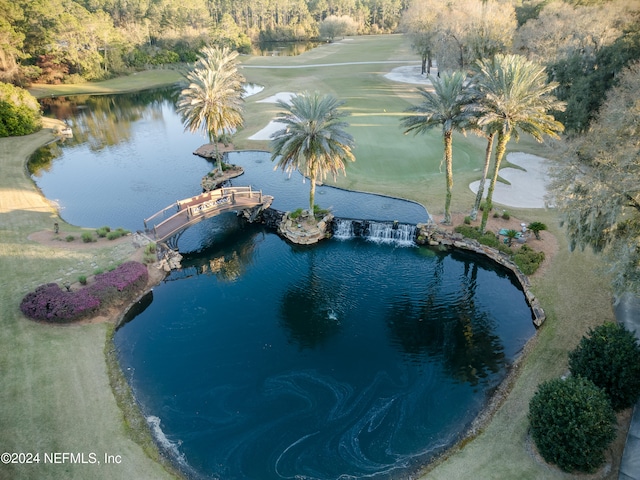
[8,34,620,479]
[0,121,176,479]
[28,70,183,98]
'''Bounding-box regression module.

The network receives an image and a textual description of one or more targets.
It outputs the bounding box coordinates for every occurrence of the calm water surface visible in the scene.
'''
[116,226,535,480]
[32,89,536,479]
[33,88,428,251]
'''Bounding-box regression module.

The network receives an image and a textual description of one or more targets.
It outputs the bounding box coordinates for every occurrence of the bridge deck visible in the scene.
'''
[144,186,273,243]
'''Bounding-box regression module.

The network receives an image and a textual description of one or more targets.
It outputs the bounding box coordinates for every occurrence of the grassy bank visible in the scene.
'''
[422,211,623,479]
[0,120,176,479]
[2,34,619,479]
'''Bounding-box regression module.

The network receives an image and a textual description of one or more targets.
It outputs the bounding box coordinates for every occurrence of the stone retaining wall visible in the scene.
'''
[254,209,545,327]
[416,222,546,327]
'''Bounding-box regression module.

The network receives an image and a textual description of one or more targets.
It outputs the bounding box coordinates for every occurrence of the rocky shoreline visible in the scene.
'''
[255,208,545,326]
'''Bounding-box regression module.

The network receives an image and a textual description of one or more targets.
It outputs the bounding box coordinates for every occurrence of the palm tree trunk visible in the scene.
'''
[470,132,495,220]
[443,130,453,225]
[480,131,509,233]
[309,176,317,217]
[209,133,223,174]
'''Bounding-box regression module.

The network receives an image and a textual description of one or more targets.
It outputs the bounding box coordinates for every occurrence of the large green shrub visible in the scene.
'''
[453,225,500,248]
[81,231,95,243]
[529,376,616,473]
[512,244,545,275]
[569,322,640,411]
[96,226,111,237]
[0,83,41,137]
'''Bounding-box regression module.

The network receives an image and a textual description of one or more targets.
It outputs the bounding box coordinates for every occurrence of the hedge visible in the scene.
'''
[20,261,149,323]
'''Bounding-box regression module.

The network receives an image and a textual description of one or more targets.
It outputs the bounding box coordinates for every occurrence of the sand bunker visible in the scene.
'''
[248,92,296,140]
[248,120,286,141]
[384,65,438,85]
[256,92,295,104]
[469,153,551,209]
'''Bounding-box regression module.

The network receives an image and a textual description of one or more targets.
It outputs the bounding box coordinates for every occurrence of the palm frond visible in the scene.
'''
[269,91,356,211]
[176,46,245,144]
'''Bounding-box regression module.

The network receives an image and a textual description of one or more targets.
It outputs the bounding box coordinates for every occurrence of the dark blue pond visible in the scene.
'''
[116,226,534,480]
[32,88,536,479]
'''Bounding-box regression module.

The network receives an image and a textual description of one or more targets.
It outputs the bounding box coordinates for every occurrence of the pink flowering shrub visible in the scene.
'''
[94,261,148,292]
[20,262,149,323]
[89,261,148,307]
[20,283,101,322]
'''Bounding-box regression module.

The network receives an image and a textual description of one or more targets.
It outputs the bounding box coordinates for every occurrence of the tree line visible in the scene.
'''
[3,0,638,134]
[398,0,640,297]
[0,0,405,85]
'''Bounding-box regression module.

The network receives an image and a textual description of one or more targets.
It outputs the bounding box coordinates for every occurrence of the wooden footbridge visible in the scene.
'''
[144,186,273,246]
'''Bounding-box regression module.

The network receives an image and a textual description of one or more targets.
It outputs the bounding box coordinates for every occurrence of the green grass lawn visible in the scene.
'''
[0,124,176,480]
[5,34,621,479]
[237,35,494,211]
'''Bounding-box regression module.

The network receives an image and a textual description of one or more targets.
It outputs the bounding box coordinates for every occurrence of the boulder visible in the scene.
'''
[278,212,334,245]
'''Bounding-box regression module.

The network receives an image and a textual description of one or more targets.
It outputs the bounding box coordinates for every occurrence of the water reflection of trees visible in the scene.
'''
[173,225,261,283]
[27,142,61,175]
[279,249,343,350]
[387,257,506,386]
[39,87,180,152]
[252,41,320,56]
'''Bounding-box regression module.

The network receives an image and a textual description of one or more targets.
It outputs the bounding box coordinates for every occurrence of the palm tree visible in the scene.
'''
[269,91,355,216]
[528,221,547,240]
[469,130,495,221]
[401,71,472,225]
[470,54,565,233]
[176,46,245,173]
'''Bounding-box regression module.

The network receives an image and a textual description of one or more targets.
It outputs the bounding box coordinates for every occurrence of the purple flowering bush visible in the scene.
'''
[90,261,148,307]
[20,283,101,322]
[20,262,149,323]
[94,261,148,292]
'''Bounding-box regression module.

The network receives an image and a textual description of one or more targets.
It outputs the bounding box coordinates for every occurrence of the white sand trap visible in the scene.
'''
[469,153,551,209]
[248,120,287,141]
[383,69,550,208]
[256,92,296,104]
[384,65,438,86]
[249,92,296,140]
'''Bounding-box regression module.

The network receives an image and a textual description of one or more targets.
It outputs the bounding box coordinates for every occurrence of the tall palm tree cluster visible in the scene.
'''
[177,46,356,217]
[177,46,245,174]
[177,47,563,230]
[401,54,565,231]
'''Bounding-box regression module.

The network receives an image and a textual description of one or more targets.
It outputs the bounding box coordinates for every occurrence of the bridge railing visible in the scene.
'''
[143,202,178,230]
[144,186,268,243]
[176,186,263,213]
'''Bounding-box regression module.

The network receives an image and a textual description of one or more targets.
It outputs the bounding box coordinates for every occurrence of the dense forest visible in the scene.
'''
[0,0,406,85]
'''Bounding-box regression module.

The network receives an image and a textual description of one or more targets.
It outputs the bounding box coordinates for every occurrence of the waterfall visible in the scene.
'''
[332,218,355,239]
[368,222,416,245]
[332,219,416,246]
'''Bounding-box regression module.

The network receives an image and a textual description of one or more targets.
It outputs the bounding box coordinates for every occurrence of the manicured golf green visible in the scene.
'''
[2,34,622,480]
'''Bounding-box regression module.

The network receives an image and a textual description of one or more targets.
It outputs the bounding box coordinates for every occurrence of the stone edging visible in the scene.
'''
[256,209,545,326]
[415,223,546,327]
